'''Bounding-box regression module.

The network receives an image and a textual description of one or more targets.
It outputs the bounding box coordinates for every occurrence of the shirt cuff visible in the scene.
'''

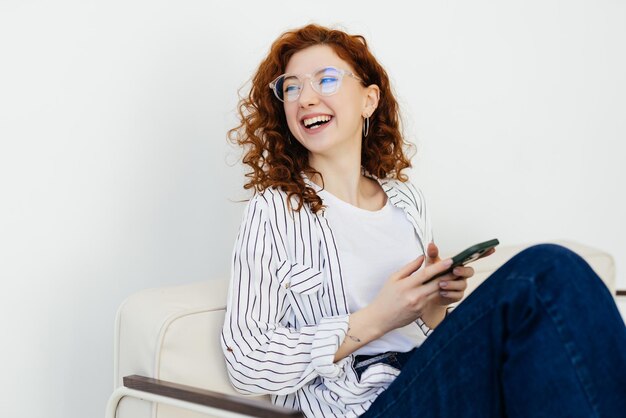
[310,315,350,379]
[416,316,433,337]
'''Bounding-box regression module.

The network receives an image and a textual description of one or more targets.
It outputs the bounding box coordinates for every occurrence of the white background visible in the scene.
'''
[1,1,624,416]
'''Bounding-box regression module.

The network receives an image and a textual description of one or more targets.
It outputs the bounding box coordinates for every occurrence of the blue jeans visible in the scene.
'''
[362,244,626,417]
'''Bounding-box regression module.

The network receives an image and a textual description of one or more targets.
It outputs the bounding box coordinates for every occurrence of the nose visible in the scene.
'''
[298,79,319,108]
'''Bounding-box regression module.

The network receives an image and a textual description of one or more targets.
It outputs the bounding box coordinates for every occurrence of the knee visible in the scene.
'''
[512,243,595,282]
[517,243,578,263]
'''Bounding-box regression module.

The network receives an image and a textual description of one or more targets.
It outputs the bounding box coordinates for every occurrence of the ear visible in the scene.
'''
[362,84,380,117]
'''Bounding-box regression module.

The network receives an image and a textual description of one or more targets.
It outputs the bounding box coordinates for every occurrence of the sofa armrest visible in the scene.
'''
[122,375,304,418]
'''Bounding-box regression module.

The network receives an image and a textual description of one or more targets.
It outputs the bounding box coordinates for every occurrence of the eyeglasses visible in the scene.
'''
[269,66,362,103]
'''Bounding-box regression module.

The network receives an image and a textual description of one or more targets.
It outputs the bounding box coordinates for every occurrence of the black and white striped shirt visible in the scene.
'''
[221,175,433,418]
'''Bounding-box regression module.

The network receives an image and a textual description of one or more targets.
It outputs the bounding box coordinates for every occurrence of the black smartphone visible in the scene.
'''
[423,239,500,284]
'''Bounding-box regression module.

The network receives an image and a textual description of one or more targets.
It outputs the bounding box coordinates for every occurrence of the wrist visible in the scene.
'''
[424,300,447,313]
[421,302,447,329]
[333,307,384,363]
[356,305,386,340]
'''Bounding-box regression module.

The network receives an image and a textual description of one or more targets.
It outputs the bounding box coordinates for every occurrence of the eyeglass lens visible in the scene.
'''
[278,67,342,102]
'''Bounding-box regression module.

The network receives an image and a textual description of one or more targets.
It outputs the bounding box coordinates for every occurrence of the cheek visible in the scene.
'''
[338,107,363,131]
[332,95,363,124]
[284,107,299,133]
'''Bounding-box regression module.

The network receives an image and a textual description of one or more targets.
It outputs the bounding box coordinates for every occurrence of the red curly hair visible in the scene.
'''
[228,24,415,213]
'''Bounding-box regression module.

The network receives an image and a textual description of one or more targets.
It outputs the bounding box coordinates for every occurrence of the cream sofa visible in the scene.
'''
[106,241,618,418]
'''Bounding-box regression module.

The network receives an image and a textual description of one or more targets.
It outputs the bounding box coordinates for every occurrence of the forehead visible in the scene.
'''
[284,44,353,74]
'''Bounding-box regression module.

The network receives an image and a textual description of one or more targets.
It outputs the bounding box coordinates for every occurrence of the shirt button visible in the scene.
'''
[284,282,290,289]
[227,347,233,352]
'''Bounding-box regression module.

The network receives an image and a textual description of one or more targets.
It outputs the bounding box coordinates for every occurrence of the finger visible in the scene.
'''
[477,248,496,260]
[426,289,445,303]
[404,281,441,310]
[393,255,425,280]
[417,280,444,300]
[433,271,457,283]
[437,291,464,302]
[439,279,467,291]
[426,242,439,260]
[452,266,474,278]
[417,258,454,285]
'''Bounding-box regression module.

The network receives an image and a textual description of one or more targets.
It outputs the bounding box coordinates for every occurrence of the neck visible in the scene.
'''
[308,154,373,206]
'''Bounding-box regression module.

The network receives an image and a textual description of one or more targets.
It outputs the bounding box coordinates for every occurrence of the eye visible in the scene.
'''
[284,84,301,99]
[316,76,339,94]
[319,76,338,85]
[282,78,301,94]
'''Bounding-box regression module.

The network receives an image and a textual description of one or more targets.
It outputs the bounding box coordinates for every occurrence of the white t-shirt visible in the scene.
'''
[318,188,429,355]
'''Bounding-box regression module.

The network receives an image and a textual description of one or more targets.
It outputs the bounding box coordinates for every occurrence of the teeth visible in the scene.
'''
[303,115,331,128]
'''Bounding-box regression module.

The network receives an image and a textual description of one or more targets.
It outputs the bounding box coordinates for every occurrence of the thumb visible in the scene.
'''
[393,255,425,281]
[426,242,439,260]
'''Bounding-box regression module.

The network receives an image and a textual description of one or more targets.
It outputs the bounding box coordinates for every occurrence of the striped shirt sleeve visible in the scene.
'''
[221,194,350,396]
[406,182,436,333]
[408,181,434,245]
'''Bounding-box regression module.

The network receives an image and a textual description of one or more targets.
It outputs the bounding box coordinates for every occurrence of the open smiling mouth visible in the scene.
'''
[302,115,333,130]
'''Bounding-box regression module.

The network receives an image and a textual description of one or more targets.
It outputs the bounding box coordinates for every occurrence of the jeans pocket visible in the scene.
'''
[353,352,402,381]
[387,355,403,371]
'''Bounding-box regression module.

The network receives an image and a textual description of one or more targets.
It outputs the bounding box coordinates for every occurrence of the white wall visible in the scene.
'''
[0,0,624,416]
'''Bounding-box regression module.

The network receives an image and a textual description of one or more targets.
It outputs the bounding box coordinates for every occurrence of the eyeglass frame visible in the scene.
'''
[268,66,364,103]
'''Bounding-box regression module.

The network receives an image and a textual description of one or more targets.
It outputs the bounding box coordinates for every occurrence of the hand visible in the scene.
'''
[425,242,494,306]
[366,254,455,336]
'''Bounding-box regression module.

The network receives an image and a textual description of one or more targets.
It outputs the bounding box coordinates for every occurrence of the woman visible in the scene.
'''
[221,24,626,417]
